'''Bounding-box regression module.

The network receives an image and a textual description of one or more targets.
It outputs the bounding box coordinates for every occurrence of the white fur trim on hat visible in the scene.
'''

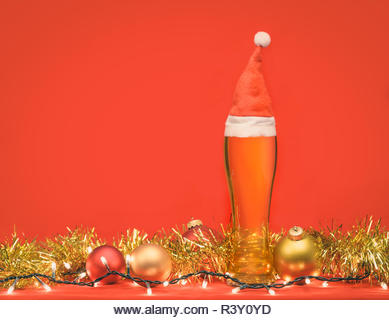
[224,115,276,137]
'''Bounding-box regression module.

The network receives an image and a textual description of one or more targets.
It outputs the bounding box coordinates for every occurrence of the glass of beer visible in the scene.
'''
[224,135,277,284]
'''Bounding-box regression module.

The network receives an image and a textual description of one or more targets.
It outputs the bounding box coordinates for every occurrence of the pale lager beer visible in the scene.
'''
[225,135,276,283]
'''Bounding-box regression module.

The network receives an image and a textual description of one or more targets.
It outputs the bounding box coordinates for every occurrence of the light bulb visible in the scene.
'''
[7,284,16,295]
[305,278,311,284]
[76,272,87,282]
[34,276,51,292]
[268,289,275,295]
[232,287,240,294]
[201,279,208,289]
[381,282,388,290]
[146,283,152,296]
[125,255,131,274]
[43,283,51,292]
[163,281,169,287]
[51,262,57,278]
[322,281,328,287]
[100,256,109,270]
[64,262,71,270]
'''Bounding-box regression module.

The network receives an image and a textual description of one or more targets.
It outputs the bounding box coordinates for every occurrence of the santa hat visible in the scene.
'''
[224,31,276,138]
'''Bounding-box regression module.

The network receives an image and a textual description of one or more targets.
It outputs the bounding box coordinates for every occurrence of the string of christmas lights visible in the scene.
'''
[0,260,379,296]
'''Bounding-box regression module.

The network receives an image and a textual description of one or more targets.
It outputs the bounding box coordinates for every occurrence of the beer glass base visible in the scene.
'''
[227,231,275,285]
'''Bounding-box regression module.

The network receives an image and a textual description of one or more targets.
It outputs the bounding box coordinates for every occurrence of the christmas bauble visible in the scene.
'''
[182,219,220,275]
[86,245,126,285]
[274,226,319,282]
[182,219,215,242]
[129,243,172,286]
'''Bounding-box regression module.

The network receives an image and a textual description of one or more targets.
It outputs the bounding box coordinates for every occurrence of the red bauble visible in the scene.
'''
[86,245,125,285]
[182,219,216,242]
[182,219,220,275]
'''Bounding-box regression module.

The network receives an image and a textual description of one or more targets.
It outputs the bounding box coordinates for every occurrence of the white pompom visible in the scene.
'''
[254,31,271,47]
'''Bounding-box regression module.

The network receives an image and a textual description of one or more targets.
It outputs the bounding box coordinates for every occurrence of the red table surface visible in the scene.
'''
[1,281,389,300]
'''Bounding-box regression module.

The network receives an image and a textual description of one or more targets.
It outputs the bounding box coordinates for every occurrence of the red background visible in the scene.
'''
[1,0,389,241]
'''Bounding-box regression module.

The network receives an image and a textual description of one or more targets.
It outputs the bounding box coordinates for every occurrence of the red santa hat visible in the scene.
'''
[224,31,276,138]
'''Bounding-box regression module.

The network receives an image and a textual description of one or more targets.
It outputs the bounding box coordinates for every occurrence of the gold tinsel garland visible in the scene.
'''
[0,216,387,288]
[311,217,389,282]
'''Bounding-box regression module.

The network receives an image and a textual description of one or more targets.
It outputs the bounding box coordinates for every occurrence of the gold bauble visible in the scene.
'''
[129,244,172,286]
[274,226,319,281]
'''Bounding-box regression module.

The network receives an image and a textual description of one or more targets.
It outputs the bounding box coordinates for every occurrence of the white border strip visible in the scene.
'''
[0,300,386,320]
[224,115,276,137]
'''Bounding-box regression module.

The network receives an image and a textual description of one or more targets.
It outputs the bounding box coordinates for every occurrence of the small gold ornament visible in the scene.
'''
[274,226,319,281]
[129,243,172,286]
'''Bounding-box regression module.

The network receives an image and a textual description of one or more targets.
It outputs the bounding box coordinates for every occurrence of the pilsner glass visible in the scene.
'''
[224,135,277,284]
